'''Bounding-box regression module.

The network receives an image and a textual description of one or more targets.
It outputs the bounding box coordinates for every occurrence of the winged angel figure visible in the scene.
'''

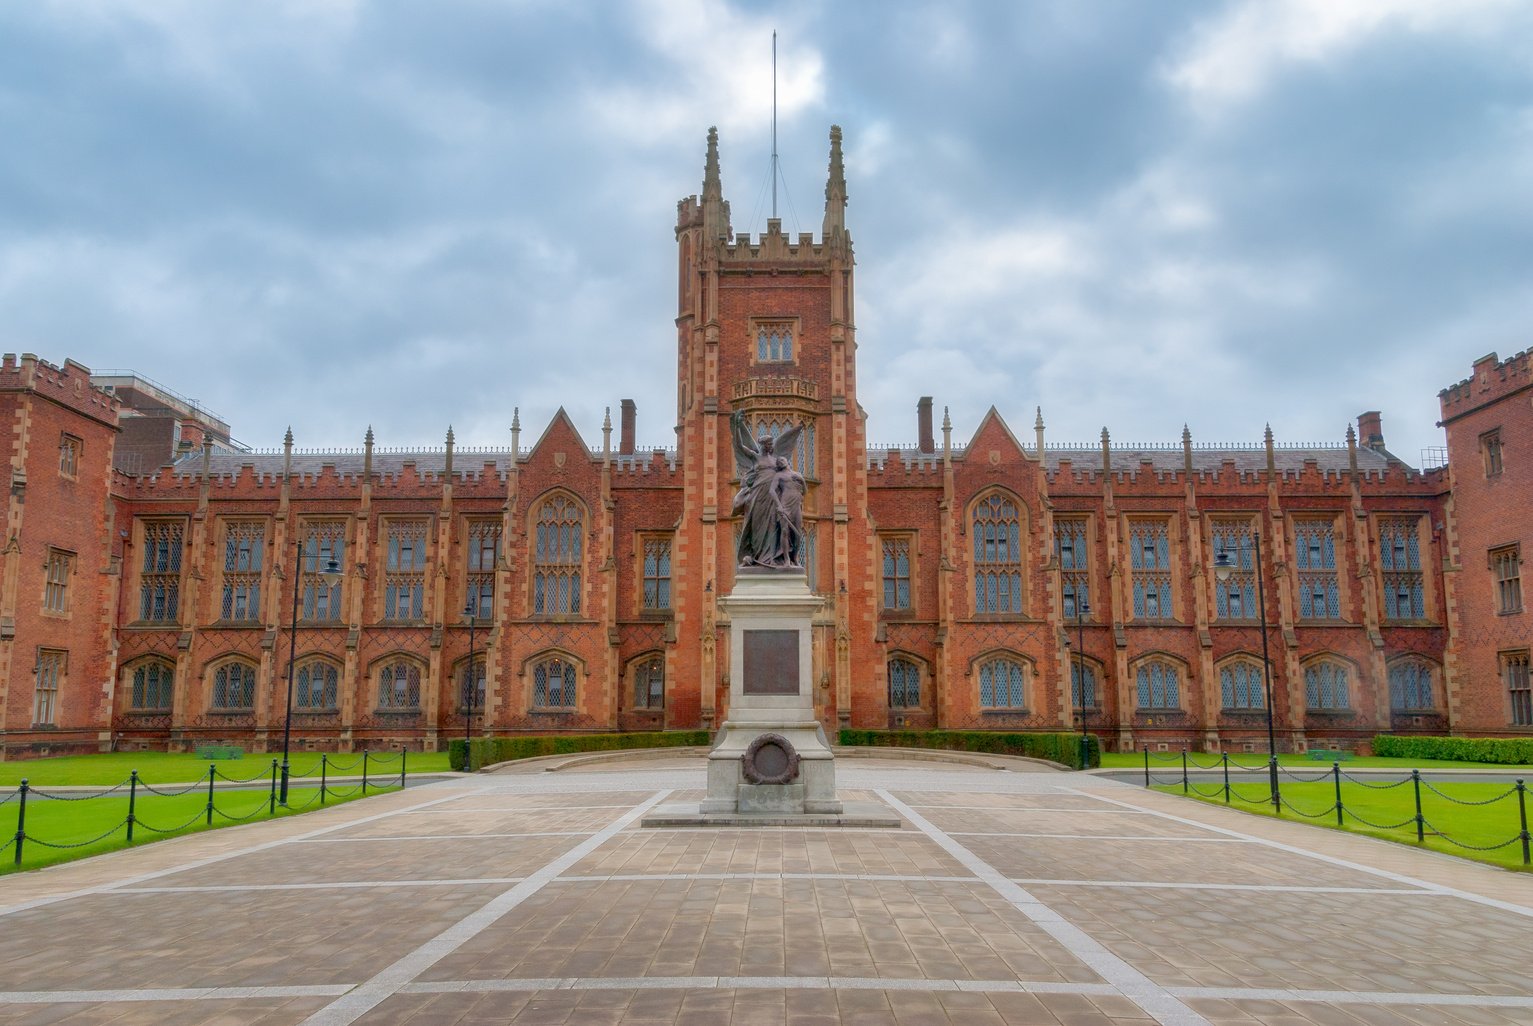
[730,410,806,569]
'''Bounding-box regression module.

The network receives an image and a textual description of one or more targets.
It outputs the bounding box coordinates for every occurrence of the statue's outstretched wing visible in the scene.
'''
[773,420,805,469]
[730,411,758,479]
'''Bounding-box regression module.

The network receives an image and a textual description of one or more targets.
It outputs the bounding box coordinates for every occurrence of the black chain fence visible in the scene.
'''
[1140,748,1531,865]
[4,750,407,871]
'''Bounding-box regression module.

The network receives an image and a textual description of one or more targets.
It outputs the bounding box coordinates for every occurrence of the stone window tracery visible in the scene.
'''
[1135,659,1180,710]
[459,655,487,712]
[384,520,428,620]
[221,521,265,622]
[466,519,500,618]
[296,659,339,711]
[1219,659,1265,710]
[533,656,578,709]
[377,658,421,710]
[533,495,583,615]
[34,649,64,725]
[301,521,346,622]
[44,548,72,614]
[978,655,1028,710]
[211,660,257,710]
[632,655,664,710]
[1493,545,1522,614]
[641,537,672,611]
[1056,518,1089,619]
[1305,659,1351,710]
[1129,520,1173,620]
[1379,519,1425,620]
[888,658,921,708]
[1388,659,1435,712]
[1071,659,1099,710]
[1211,521,1255,620]
[139,521,184,622]
[1506,651,1532,726]
[130,659,175,711]
[973,494,1023,614]
[755,322,794,363]
[882,536,912,611]
[1294,518,1341,619]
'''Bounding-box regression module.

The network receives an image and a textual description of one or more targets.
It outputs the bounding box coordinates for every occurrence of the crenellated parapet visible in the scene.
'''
[1439,348,1533,421]
[0,352,121,426]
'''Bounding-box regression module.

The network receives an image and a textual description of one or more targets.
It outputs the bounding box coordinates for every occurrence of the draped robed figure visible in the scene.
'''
[730,411,807,569]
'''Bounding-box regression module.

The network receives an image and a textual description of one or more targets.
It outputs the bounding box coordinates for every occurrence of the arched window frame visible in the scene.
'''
[970,491,1025,615]
[1070,655,1103,711]
[373,655,424,711]
[209,657,258,711]
[294,657,340,711]
[1388,657,1437,712]
[452,653,487,713]
[1216,656,1267,711]
[887,654,925,709]
[527,651,581,710]
[628,652,665,711]
[1303,656,1353,711]
[1132,655,1184,711]
[125,657,176,712]
[973,651,1032,711]
[530,491,585,616]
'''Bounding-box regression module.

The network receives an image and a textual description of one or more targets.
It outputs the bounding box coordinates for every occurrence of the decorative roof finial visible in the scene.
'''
[823,124,846,236]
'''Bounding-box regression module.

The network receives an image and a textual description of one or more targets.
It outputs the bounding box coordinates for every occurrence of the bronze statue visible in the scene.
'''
[731,411,806,569]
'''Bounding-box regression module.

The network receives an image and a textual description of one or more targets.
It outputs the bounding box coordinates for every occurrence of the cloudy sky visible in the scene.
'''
[2,0,1530,465]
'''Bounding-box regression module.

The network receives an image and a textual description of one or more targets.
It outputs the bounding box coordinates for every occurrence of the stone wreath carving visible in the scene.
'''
[741,732,800,785]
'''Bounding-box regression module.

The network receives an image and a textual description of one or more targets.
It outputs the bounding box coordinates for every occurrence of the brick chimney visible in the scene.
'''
[1357,411,1385,450]
[619,399,636,455]
[917,396,934,454]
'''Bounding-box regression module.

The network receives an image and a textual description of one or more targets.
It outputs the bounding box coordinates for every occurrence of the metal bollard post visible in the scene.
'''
[401,749,407,788]
[1514,776,1526,864]
[269,759,278,816]
[362,749,369,793]
[13,780,27,867]
[205,765,216,826]
[1181,749,1189,795]
[126,770,139,844]
[1270,755,1281,815]
[1412,769,1425,843]
[1143,747,1149,788]
[1222,752,1231,804]
[1333,762,1344,827]
[320,754,327,806]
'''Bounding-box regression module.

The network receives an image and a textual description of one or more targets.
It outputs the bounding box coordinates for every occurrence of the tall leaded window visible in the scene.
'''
[1071,659,1098,710]
[889,658,921,708]
[802,522,818,591]
[1212,521,1255,619]
[1504,651,1531,726]
[1305,660,1351,710]
[1057,517,1090,619]
[1130,520,1173,619]
[1136,659,1180,709]
[1482,430,1504,477]
[466,520,500,618]
[533,656,577,708]
[377,659,421,710]
[642,537,672,611]
[34,649,64,725]
[296,660,338,711]
[1294,518,1341,619]
[1493,545,1522,614]
[1389,660,1434,712]
[1379,519,1424,620]
[212,661,257,710]
[882,536,912,611]
[754,415,815,476]
[1219,660,1265,710]
[139,521,184,622]
[43,548,72,614]
[973,494,1023,614]
[978,656,1028,710]
[131,660,174,711]
[59,433,80,478]
[533,496,582,615]
[221,521,265,622]
[384,520,428,620]
[302,521,346,621]
[460,656,487,711]
[755,322,794,362]
[632,656,664,710]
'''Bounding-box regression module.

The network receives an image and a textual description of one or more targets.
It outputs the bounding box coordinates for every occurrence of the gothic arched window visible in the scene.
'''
[533,656,578,709]
[973,494,1023,614]
[1305,659,1351,710]
[632,656,664,710]
[533,495,583,615]
[1135,659,1180,710]
[1389,660,1435,711]
[130,659,175,711]
[1071,659,1099,710]
[756,323,794,363]
[1219,659,1265,710]
[296,659,339,710]
[888,658,921,708]
[211,660,257,710]
[377,659,422,710]
[978,656,1028,710]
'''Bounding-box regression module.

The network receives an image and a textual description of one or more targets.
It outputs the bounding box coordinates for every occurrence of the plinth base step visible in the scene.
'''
[640,800,901,829]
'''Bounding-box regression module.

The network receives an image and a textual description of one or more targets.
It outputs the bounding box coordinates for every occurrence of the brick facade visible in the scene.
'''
[0,128,1520,758]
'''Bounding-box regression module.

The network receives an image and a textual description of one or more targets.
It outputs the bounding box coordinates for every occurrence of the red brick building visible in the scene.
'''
[1439,350,1532,733]
[0,128,1524,759]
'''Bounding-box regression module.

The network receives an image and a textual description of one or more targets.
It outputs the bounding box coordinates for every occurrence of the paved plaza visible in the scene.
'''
[1,754,1531,1025]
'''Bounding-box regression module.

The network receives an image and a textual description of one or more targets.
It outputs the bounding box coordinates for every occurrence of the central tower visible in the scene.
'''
[670,126,873,733]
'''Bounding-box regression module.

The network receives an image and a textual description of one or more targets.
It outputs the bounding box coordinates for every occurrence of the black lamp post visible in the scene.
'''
[1214,532,1279,810]
[1076,596,1091,769]
[464,602,478,750]
[281,539,343,805]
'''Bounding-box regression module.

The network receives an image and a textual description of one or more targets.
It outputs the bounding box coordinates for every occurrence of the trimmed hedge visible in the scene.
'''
[838,729,1100,769]
[1373,734,1533,765]
[449,730,712,772]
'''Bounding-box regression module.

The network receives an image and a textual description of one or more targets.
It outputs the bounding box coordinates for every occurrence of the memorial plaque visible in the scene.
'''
[743,629,800,695]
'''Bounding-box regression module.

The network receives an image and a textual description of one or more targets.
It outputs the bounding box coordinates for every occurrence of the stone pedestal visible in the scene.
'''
[641,571,898,829]
[701,571,840,815]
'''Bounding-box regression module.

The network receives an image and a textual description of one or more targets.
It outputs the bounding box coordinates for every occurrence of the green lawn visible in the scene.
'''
[1153,777,1533,871]
[0,781,398,875]
[1102,751,1516,771]
[0,749,450,787]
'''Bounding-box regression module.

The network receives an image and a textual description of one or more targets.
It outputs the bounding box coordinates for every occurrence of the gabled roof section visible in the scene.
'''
[964,406,1033,461]
[524,407,595,463]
